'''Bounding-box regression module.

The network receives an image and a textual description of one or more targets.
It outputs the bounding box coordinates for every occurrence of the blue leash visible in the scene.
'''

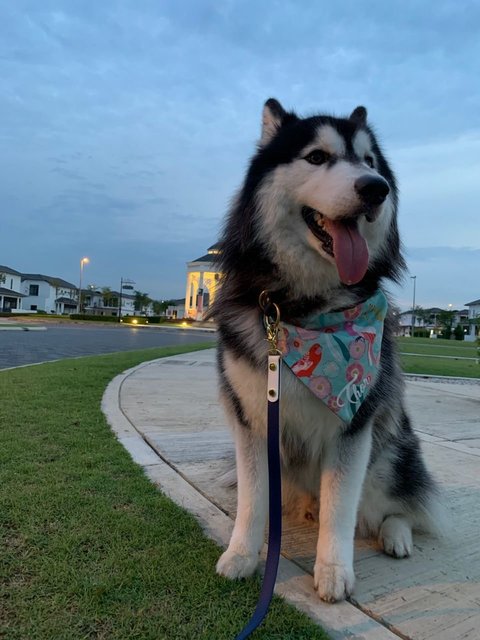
[234,298,282,640]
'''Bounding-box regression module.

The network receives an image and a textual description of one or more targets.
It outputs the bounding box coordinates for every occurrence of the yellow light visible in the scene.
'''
[181,321,188,326]
[132,318,138,324]
[81,257,90,265]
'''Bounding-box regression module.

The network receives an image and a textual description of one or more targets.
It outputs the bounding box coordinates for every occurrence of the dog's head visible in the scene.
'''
[220,99,405,303]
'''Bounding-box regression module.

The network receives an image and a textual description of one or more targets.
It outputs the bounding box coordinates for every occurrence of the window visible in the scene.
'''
[29,284,39,296]
[30,305,37,310]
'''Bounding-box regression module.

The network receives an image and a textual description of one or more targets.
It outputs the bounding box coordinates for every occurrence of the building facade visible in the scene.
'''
[82,289,136,317]
[21,274,78,314]
[397,307,471,338]
[465,299,480,341]
[0,266,26,311]
[184,243,222,320]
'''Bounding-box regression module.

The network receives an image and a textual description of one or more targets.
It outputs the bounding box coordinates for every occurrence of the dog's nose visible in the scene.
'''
[355,175,389,206]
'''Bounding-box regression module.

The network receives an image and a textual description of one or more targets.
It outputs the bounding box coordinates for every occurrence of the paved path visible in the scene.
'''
[102,348,480,640]
[0,323,216,369]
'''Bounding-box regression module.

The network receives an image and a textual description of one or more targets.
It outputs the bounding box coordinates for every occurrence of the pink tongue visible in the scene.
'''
[323,219,369,285]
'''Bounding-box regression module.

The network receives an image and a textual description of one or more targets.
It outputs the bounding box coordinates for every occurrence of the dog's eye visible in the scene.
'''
[304,150,330,165]
[364,155,374,168]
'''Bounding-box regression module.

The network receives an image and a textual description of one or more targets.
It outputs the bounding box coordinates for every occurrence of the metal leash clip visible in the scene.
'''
[259,290,281,355]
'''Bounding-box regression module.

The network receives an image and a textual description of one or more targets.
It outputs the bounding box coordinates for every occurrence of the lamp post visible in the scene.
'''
[410,275,416,338]
[78,257,90,314]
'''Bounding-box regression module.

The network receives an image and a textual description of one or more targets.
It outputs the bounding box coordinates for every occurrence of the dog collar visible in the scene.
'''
[279,290,388,424]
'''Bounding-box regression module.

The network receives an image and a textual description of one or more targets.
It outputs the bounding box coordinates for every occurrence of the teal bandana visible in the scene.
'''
[279,290,388,424]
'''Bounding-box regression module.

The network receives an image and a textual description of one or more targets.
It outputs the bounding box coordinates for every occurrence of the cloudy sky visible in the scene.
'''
[2,1,479,309]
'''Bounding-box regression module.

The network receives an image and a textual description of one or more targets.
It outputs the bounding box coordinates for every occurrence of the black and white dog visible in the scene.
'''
[212,99,444,602]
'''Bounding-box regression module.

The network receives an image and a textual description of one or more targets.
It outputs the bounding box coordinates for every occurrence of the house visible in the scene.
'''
[0,266,26,312]
[82,289,136,317]
[21,274,78,314]
[165,299,185,320]
[185,243,222,320]
[397,307,470,338]
[465,299,480,342]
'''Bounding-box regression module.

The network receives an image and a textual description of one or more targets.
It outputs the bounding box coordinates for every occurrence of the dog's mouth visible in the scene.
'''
[301,206,369,286]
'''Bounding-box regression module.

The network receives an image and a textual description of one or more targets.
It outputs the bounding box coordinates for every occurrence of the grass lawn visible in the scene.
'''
[0,344,328,640]
[396,337,480,378]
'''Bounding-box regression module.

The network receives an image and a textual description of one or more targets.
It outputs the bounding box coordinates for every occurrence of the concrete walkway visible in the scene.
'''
[102,348,480,640]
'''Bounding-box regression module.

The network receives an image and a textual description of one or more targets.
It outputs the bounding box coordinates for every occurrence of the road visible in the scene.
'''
[0,323,217,370]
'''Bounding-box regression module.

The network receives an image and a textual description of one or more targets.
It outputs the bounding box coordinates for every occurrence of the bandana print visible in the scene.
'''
[279,290,388,424]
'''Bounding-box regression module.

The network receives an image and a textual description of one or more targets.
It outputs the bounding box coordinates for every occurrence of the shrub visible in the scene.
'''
[413,329,429,338]
[453,325,465,341]
[69,314,119,322]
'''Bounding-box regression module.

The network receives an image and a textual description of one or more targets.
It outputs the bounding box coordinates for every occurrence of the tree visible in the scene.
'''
[101,287,118,308]
[152,299,176,315]
[413,306,430,326]
[134,291,152,314]
[453,324,464,341]
[437,310,455,339]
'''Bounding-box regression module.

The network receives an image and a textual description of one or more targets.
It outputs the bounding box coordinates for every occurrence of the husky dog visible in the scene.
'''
[212,99,443,602]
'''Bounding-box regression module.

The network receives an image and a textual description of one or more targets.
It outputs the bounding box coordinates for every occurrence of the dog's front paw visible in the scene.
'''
[216,547,259,579]
[313,560,355,602]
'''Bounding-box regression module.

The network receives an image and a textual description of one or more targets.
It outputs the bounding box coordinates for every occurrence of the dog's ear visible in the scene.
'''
[349,106,367,127]
[261,98,287,146]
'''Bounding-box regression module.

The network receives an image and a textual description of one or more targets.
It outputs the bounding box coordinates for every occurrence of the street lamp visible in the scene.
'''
[410,275,416,338]
[78,257,90,314]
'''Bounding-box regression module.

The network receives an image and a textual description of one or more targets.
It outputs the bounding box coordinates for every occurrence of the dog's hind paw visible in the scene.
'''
[379,515,413,558]
[313,560,355,602]
[216,548,259,579]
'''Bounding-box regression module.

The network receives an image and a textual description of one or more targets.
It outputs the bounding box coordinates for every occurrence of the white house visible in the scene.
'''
[165,298,185,319]
[21,274,78,314]
[465,299,480,342]
[0,265,26,311]
[82,289,136,317]
[397,307,469,338]
[185,243,222,320]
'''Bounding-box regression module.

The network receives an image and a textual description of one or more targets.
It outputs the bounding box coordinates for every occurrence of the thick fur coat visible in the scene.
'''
[211,99,443,602]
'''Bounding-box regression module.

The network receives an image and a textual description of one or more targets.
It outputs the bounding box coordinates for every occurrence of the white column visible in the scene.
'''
[196,271,205,321]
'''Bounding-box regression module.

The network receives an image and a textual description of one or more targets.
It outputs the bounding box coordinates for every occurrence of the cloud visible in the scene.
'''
[1,1,480,303]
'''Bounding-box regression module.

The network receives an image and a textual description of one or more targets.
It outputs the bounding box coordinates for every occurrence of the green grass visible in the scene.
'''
[0,345,328,640]
[396,337,480,378]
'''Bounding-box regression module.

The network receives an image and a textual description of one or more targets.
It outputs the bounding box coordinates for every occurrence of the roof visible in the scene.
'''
[465,299,480,306]
[167,299,185,306]
[0,265,22,276]
[0,287,26,297]
[55,297,77,304]
[189,253,218,263]
[189,241,223,264]
[22,274,77,289]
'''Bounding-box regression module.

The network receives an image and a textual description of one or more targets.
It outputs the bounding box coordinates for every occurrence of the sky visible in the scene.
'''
[1,0,479,310]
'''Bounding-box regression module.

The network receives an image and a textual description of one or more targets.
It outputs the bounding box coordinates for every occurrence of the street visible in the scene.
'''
[0,324,217,370]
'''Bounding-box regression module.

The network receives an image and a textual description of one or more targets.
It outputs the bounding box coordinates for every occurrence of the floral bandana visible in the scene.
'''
[279,290,388,424]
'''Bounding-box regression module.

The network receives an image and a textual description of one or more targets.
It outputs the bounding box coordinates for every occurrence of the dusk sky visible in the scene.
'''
[2,1,479,310]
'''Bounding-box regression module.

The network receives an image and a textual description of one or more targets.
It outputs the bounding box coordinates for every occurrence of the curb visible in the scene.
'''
[101,353,399,640]
[0,325,47,331]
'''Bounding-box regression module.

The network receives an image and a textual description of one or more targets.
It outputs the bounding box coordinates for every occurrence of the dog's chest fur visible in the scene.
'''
[222,307,345,491]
